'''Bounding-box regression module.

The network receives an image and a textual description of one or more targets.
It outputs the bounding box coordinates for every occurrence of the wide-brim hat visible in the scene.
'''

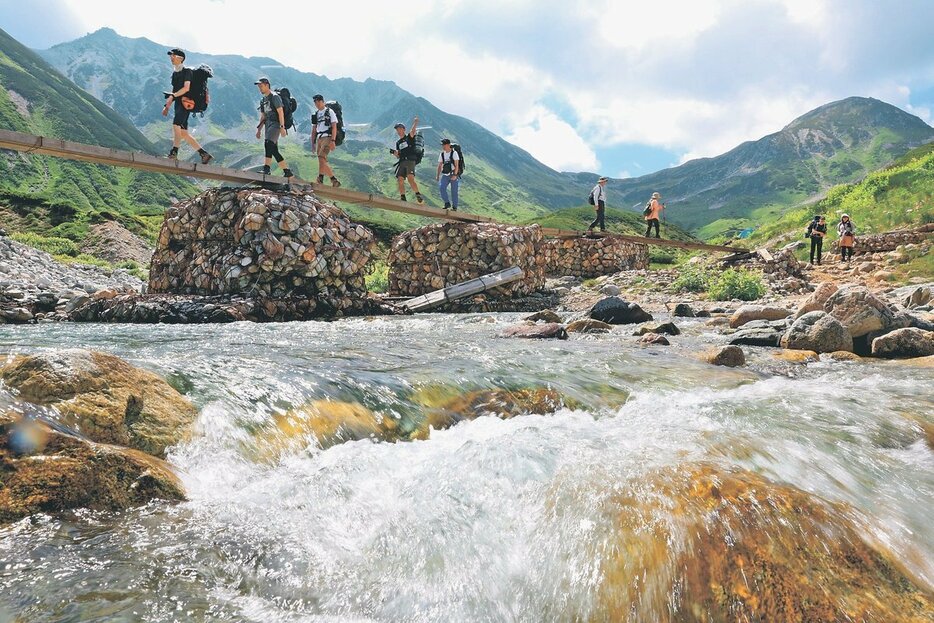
[598,176,608,182]
[652,192,660,198]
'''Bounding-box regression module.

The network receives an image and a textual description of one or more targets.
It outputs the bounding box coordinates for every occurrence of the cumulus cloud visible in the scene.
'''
[505,106,600,171]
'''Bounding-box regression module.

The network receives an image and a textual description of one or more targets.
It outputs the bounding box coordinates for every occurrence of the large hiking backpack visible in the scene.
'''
[450,143,465,174]
[324,101,346,146]
[275,88,298,130]
[588,189,596,205]
[183,64,213,113]
[642,201,653,216]
[413,131,425,165]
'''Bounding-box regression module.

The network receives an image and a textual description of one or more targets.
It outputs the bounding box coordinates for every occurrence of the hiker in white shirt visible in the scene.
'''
[435,138,461,211]
[588,177,608,232]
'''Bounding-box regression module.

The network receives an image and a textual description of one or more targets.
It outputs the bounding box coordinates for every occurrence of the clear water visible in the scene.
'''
[0,315,932,622]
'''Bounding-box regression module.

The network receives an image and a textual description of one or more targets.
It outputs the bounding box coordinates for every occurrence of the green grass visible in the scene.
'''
[365,259,389,293]
[522,206,698,241]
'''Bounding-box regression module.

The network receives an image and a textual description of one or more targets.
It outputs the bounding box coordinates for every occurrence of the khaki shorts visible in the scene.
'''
[315,136,333,158]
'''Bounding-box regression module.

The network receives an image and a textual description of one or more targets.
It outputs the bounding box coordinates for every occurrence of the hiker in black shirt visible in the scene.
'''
[254,77,293,179]
[806,215,827,265]
[391,116,424,204]
[161,48,212,164]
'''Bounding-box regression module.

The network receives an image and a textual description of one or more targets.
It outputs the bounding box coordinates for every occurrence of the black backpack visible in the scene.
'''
[275,88,298,130]
[450,143,465,174]
[413,131,425,165]
[323,101,346,146]
[185,64,213,113]
[642,201,652,216]
[588,189,596,205]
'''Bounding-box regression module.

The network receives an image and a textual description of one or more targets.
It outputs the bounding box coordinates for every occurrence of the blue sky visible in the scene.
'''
[2,0,934,177]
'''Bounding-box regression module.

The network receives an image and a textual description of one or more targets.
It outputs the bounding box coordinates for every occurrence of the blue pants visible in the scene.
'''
[439,175,459,207]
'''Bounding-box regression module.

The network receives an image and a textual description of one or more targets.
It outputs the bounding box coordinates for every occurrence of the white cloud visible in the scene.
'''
[505,107,600,172]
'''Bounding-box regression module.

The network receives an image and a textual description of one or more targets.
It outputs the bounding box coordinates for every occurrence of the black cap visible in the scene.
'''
[393,123,405,129]
[313,94,324,102]
[440,138,451,145]
[254,77,270,85]
[167,48,186,60]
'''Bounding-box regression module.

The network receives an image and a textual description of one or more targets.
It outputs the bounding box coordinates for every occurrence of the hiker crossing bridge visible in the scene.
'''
[0,129,743,254]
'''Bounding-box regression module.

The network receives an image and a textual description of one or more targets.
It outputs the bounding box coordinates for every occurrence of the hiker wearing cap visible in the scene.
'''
[162,48,213,164]
[837,214,856,262]
[806,215,827,265]
[311,95,341,187]
[391,117,424,204]
[435,139,461,210]
[588,177,608,233]
[254,78,293,179]
[644,192,664,238]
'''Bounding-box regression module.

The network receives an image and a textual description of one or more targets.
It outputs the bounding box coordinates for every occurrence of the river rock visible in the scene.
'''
[794,282,838,319]
[870,328,934,359]
[600,284,621,296]
[729,305,790,328]
[825,351,863,362]
[703,345,745,367]
[589,296,652,325]
[501,322,568,340]
[728,319,789,347]
[0,412,184,524]
[0,350,198,458]
[773,349,819,363]
[524,310,562,323]
[638,333,670,346]
[672,303,695,317]
[566,319,612,334]
[780,311,853,353]
[823,285,907,338]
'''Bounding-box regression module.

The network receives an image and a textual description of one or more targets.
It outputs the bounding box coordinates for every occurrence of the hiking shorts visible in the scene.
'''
[172,102,190,130]
[264,124,282,143]
[316,136,333,158]
[397,159,416,178]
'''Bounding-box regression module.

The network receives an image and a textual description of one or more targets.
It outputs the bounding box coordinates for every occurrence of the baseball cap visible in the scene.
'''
[440,138,451,145]
[167,48,186,60]
[393,123,406,129]
[254,77,270,85]
[313,94,324,102]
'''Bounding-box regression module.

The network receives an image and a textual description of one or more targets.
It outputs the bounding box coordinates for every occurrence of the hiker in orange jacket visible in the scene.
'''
[644,192,664,238]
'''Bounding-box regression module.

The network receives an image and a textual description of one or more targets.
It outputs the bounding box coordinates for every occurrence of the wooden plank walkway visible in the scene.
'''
[400,266,524,312]
[0,129,743,254]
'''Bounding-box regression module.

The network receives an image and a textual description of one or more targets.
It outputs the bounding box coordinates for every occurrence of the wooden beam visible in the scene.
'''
[400,266,524,312]
[545,228,741,253]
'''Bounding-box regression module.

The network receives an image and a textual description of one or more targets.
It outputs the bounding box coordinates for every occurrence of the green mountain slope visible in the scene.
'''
[526,206,696,242]
[0,27,196,245]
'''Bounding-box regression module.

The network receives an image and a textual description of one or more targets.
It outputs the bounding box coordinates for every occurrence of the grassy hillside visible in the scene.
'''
[527,206,697,241]
[744,143,934,248]
[0,27,197,249]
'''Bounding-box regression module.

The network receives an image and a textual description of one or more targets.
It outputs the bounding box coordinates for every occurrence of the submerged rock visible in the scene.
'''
[588,296,652,325]
[638,333,670,346]
[594,464,934,622]
[871,327,934,359]
[702,345,745,367]
[772,349,819,363]
[780,311,853,353]
[566,319,612,334]
[524,310,562,324]
[0,412,184,524]
[501,322,568,339]
[0,350,197,458]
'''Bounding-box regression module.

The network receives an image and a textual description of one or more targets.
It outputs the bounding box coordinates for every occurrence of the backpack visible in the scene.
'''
[450,143,465,174]
[183,64,213,113]
[642,201,652,216]
[413,131,425,165]
[275,88,298,130]
[588,189,596,205]
[324,101,346,146]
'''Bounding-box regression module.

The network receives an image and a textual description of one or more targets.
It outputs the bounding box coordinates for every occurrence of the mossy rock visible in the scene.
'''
[0,350,197,458]
[1,412,184,524]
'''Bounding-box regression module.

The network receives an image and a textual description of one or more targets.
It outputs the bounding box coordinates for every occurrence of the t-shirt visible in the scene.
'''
[396,134,417,160]
[259,93,284,129]
[313,107,338,136]
[645,198,663,220]
[590,183,606,204]
[170,67,193,96]
[438,149,460,175]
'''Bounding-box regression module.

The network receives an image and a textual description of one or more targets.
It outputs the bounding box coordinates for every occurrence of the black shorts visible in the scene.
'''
[173,102,191,130]
[396,160,416,178]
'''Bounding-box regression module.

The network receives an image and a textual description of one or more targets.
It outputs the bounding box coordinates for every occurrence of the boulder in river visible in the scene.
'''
[501,322,568,339]
[728,319,789,347]
[0,350,197,458]
[524,310,562,324]
[871,327,934,359]
[589,296,652,325]
[702,345,745,367]
[1,412,184,524]
[566,319,612,334]
[729,305,790,328]
[672,303,695,318]
[638,333,670,346]
[794,281,838,319]
[780,311,854,354]
[823,285,907,338]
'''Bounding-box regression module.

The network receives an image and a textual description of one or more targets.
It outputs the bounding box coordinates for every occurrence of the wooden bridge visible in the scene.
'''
[0,129,742,254]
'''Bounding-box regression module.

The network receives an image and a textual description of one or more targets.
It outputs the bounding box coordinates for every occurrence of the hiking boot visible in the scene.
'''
[283,168,294,178]
[167,147,178,160]
[451,206,457,212]
[330,176,341,188]
[415,193,424,205]
[400,194,407,202]
[444,202,451,210]
[317,175,325,184]
[261,165,271,175]
[198,150,213,165]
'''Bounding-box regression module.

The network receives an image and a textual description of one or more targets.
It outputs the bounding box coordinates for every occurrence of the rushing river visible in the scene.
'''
[1,314,932,622]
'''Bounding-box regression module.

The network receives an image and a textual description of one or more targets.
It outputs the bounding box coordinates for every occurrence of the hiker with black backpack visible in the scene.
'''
[311,95,341,187]
[435,138,461,210]
[391,117,424,204]
[162,48,213,164]
[254,77,293,179]
[806,215,827,265]
[644,192,664,238]
[587,177,608,233]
